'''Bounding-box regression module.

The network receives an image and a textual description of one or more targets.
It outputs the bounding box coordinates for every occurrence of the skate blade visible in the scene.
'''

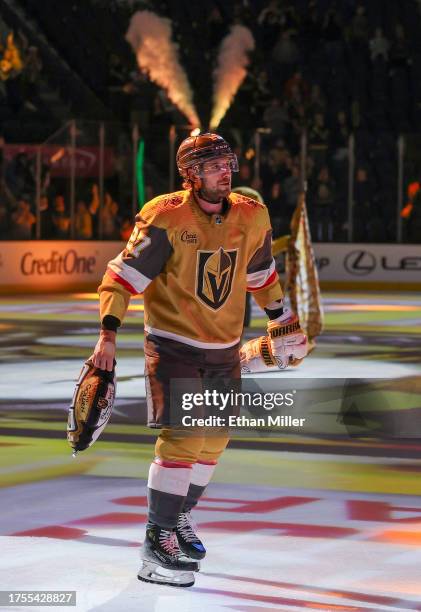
[137,561,195,588]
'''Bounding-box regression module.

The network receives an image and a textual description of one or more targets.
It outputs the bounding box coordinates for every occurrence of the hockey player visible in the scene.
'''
[91,133,308,587]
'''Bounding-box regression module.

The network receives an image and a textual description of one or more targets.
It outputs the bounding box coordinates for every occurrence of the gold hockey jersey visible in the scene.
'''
[98,190,283,349]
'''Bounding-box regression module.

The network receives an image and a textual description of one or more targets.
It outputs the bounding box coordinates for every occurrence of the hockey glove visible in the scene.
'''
[240,335,277,373]
[67,359,116,454]
[267,307,307,370]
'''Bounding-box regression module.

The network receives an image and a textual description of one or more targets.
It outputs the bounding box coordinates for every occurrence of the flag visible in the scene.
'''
[286,192,323,342]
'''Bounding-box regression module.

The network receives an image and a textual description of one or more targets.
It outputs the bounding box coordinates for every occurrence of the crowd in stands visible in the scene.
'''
[0,190,135,242]
[2,0,421,242]
[0,136,134,240]
[101,0,421,242]
[223,0,419,243]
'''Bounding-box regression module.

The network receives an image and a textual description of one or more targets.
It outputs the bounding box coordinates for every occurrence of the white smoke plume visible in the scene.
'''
[126,11,200,127]
[210,25,255,130]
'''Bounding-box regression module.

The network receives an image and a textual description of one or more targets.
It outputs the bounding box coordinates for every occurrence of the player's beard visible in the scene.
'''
[198,179,231,204]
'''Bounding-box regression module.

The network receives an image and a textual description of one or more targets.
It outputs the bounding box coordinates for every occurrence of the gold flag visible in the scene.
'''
[286,192,323,342]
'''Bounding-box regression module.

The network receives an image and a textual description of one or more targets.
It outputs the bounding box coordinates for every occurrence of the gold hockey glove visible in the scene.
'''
[67,359,116,455]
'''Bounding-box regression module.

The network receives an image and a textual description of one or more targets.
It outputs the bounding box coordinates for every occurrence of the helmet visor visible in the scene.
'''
[192,155,239,177]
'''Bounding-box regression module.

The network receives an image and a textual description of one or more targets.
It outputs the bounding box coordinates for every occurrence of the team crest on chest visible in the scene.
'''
[196,247,238,310]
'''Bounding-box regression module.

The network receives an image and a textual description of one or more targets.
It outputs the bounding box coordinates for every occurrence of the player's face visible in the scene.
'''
[197,157,232,202]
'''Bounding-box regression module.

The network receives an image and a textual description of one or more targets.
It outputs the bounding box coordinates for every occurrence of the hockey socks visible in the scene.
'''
[176,460,217,560]
[147,458,192,528]
[182,459,217,512]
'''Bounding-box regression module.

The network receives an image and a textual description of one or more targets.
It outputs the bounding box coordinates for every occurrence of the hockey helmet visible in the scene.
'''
[176,132,239,178]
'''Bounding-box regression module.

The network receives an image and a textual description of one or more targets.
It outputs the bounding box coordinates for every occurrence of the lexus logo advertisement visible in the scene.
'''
[343,250,421,276]
[344,251,376,275]
[312,245,421,282]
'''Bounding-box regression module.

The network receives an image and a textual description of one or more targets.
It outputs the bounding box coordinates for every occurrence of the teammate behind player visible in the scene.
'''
[91,133,308,587]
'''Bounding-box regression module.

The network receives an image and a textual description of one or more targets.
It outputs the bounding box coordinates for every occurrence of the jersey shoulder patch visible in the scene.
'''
[230,192,265,210]
[135,191,186,226]
[229,192,268,227]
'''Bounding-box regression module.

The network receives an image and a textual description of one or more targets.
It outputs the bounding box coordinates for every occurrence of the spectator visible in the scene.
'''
[89,183,100,215]
[250,69,272,115]
[257,0,283,28]
[283,164,301,211]
[401,180,421,243]
[75,200,93,239]
[288,97,307,141]
[259,144,287,202]
[51,195,70,239]
[283,71,309,102]
[389,23,411,72]
[99,192,119,239]
[308,83,327,119]
[349,5,369,47]
[309,112,330,147]
[311,166,336,241]
[263,97,289,137]
[286,82,304,111]
[308,112,330,169]
[10,197,35,239]
[321,6,344,62]
[353,167,375,241]
[257,0,283,51]
[266,180,287,237]
[271,30,300,82]
[39,194,53,239]
[5,152,34,199]
[369,27,390,62]
[279,4,300,35]
[331,110,350,161]
[301,0,320,60]
[88,183,100,235]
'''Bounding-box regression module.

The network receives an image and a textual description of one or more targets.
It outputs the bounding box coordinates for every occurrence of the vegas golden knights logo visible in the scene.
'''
[196,247,237,310]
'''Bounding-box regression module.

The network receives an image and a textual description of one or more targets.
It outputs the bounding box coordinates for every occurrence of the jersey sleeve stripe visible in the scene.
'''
[108,253,152,294]
[106,268,138,295]
[246,259,276,290]
[247,268,277,292]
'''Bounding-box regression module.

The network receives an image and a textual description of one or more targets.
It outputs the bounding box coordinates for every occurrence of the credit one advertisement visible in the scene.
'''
[0,241,123,292]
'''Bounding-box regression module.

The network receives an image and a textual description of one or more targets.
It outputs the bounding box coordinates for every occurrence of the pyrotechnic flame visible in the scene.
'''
[126,11,200,127]
[210,25,255,130]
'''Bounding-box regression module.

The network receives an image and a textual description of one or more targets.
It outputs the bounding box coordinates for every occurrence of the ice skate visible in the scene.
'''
[138,524,199,587]
[176,511,206,560]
